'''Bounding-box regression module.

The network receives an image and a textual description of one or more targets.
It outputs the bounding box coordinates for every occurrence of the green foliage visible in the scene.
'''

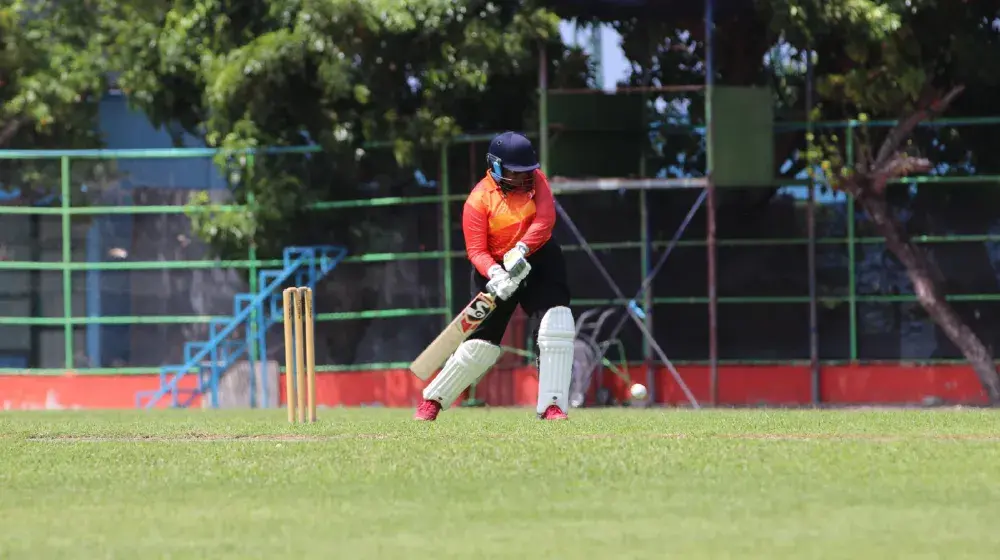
[186,189,258,253]
[767,1,1000,190]
[115,0,590,259]
[0,0,115,144]
[770,0,1000,116]
[11,0,994,259]
[0,0,127,199]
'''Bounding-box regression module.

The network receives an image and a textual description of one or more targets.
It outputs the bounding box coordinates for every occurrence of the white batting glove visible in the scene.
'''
[502,242,531,284]
[485,264,519,301]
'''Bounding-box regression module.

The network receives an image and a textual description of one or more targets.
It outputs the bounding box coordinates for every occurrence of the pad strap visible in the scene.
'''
[423,340,502,409]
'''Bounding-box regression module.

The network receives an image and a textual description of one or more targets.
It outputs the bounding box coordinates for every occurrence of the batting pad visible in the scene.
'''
[423,339,502,409]
[536,306,575,415]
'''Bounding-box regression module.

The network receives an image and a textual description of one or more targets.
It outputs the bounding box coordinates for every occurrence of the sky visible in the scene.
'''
[558,21,630,90]
[556,20,845,203]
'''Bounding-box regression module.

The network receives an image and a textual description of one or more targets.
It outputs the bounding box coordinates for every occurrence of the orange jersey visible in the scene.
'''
[462,170,557,278]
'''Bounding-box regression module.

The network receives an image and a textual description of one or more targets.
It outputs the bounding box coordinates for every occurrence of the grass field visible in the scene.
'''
[2,407,1000,559]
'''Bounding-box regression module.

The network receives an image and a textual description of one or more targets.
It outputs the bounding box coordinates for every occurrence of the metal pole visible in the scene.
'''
[469,142,476,187]
[246,154,264,407]
[638,62,654,403]
[247,157,258,303]
[846,122,858,361]
[84,221,97,367]
[61,156,73,369]
[440,145,453,321]
[538,42,549,174]
[805,50,820,404]
[554,201,700,408]
[639,189,654,402]
[601,190,707,357]
[705,0,718,405]
[536,38,551,385]
[442,144,473,404]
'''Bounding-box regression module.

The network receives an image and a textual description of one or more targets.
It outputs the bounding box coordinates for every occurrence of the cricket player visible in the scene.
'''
[414,131,574,421]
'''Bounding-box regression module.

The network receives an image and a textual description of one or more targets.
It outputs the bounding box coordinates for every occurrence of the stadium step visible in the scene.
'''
[135,245,347,409]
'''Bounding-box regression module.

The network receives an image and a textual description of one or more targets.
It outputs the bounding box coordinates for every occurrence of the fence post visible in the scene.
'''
[538,42,549,174]
[60,155,73,369]
[806,49,820,403]
[440,144,453,321]
[246,153,261,407]
[846,121,858,361]
[705,0,718,405]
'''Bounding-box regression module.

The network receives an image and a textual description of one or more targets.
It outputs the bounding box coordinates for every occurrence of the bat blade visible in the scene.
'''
[409,291,497,380]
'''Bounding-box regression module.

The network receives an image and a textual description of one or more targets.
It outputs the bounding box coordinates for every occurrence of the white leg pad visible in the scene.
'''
[536,306,575,415]
[423,339,501,409]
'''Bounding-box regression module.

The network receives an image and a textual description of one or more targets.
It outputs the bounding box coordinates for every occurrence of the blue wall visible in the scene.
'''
[98,94,226,189]
[87,94,225,367]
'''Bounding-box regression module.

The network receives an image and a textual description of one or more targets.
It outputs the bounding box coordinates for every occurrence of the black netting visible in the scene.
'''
[320,315,448,365]
[5,128,1000,370]
[856,302,1000,361]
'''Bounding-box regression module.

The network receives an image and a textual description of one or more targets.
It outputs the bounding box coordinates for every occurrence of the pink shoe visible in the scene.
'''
[540,404,568,420]
[414,399,442,421]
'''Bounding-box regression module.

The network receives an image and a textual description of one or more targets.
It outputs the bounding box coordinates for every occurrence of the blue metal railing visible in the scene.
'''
[135,245,347,409]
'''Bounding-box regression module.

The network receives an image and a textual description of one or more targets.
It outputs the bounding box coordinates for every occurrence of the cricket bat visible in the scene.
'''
[409,291,497,380]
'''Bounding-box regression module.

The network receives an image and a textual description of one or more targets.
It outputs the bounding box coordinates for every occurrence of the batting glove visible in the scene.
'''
[486,264,519,301]
[502,242,531,284]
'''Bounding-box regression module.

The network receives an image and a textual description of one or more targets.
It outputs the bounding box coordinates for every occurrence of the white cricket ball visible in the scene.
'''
[630,383,648,400]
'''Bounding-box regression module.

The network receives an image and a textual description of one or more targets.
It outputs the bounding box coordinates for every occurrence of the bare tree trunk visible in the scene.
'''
[857,190,1000,403]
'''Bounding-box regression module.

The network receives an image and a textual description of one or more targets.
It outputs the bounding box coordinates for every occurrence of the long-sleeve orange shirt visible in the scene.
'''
[462,169,556,278]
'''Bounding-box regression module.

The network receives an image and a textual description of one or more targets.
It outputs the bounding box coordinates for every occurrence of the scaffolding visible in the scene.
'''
[534,0,722,404]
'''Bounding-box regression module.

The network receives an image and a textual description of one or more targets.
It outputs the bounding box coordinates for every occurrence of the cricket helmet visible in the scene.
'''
[487,131,539,192]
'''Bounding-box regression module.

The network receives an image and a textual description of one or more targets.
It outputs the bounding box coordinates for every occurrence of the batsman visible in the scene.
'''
[414,131,574,421]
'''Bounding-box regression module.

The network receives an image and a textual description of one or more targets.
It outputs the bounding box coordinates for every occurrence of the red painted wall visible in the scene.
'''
[0,364,988,410]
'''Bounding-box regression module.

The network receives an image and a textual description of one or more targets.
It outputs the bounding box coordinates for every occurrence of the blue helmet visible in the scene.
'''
[487,131,539,192]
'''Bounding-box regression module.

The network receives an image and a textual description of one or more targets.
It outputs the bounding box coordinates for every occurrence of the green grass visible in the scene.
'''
[2,408,1000,559]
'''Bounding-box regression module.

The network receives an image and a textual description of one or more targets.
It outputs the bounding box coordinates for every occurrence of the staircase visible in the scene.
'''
[135,245,347,409]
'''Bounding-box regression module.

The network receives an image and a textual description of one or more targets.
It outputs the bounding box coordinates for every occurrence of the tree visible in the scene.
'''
[0,0,126,205]
[0,0,120,149]
[784,0,1000,401]
[549,1,1000,397]
[113,0,591,260]
[107,0,591,365]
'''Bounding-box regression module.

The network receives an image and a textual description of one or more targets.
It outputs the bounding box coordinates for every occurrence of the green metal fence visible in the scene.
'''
[1,117,999,375]
[723,115,1000,365]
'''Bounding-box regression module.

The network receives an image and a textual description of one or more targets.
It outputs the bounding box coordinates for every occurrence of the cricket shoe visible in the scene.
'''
[540,404,568,421]
[414,399,442,421]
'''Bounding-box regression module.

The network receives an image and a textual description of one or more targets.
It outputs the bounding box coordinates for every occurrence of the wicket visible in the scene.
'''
[282,286,317,423]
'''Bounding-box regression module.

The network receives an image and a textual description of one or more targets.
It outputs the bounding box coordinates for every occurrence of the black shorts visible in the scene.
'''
[468,241,571,346]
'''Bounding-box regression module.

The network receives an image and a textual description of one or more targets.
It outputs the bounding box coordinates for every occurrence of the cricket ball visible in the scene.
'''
[630,383,648,400]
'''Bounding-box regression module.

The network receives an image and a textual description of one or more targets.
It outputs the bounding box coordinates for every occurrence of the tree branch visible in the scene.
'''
[873,85,965,169]
[857,188,1000,402]
[871,156,934,194]
[0,116,27,147]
